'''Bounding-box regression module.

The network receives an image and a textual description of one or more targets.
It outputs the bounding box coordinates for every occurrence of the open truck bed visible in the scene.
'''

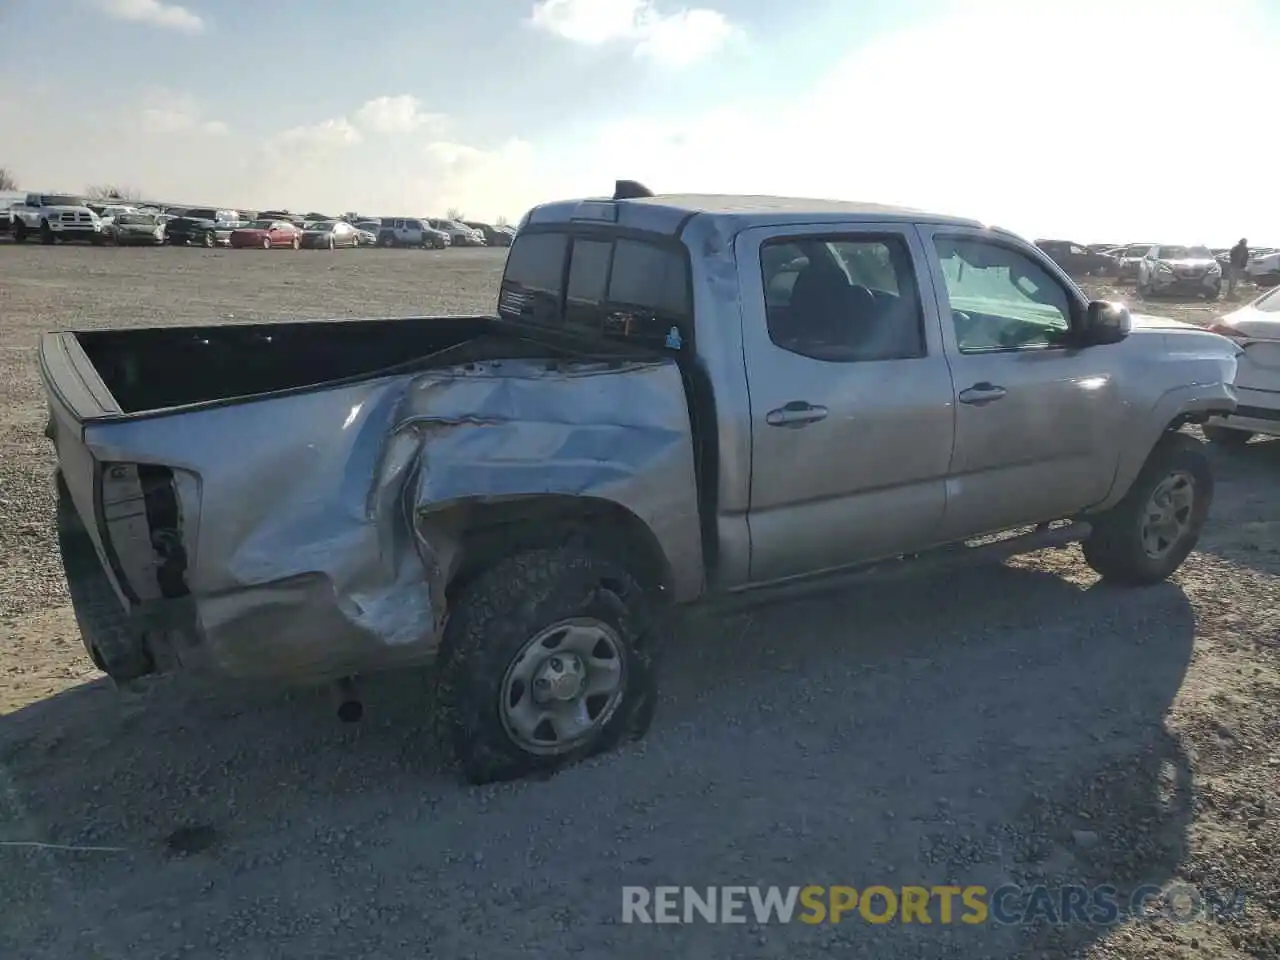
[38,313,702,689]
[42,314,520,418]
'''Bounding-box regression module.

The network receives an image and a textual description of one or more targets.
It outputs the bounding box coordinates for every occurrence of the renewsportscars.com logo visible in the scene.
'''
[622,884,1248,926]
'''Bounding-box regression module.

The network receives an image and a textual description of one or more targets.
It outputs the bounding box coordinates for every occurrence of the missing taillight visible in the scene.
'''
[138,465,190,599]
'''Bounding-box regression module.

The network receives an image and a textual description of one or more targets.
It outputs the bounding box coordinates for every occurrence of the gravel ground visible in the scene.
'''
[0,245,1277,959]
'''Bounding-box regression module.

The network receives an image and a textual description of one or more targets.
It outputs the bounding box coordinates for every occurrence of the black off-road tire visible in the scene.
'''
[438,546,663,785]
[1081,432,1212,586]
[12,220,27,243]
[1202,424,1253,447]
[40,220,55,244]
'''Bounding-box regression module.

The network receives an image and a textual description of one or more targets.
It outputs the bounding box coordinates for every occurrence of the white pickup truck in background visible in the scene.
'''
[10,192,105,244]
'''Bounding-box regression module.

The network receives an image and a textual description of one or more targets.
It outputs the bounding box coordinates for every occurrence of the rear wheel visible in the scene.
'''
[1203,424,1253,447]
[1082,432,1211,585]
[439,546,662,784]
[328,234,336,250]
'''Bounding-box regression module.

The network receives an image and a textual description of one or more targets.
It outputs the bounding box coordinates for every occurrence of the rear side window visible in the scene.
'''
[499,232,567,324]
[501,230,691,349]
[609,239,689,315]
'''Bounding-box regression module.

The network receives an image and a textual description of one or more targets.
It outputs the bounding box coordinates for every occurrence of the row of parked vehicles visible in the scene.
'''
[0,192,516,250]
[1035,238,1280,297]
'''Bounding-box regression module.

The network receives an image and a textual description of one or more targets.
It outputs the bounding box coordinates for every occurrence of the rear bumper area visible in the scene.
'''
[56,476,437,686]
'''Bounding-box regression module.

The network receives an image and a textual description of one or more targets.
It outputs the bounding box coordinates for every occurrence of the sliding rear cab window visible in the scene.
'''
[500,230,691,351]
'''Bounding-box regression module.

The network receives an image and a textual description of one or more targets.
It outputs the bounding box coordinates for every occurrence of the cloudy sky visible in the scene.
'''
[1,0,1278,244]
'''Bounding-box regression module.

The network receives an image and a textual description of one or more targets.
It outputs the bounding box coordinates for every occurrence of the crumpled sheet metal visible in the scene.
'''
[101,356,701,683]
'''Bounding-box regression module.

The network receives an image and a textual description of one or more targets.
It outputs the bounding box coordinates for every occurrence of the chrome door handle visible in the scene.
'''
[766,401,829,427]
[958,382,1007,405]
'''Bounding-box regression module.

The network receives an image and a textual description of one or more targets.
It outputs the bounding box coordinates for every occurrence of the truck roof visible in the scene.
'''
[524,192,989,239]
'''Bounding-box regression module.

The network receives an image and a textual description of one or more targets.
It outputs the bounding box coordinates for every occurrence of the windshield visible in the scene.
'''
[1157,245,1212,260]
[252,220,276,229]
[309,221,337,231]
[118,214,157,225]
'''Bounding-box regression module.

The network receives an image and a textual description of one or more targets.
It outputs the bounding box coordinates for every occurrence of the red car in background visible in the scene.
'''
[229,219,302,249]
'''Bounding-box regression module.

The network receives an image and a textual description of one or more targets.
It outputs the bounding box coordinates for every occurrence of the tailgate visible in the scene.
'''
[39,332,134,608]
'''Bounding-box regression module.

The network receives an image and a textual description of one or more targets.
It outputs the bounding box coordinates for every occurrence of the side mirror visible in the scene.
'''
[1078,300,1131,346]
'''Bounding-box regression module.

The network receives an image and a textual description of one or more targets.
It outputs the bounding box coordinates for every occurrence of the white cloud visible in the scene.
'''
[276,117,362,150]
[136,91,228,135]
[528,0,735,66]
[354,95,446,135]
[532,0,1280,246]
[94,0,205,33]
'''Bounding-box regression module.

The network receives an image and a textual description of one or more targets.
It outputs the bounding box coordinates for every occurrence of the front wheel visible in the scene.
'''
[203,231,215,248]
[262,236,272,249]
[292,235,301,250]
[438,546,662,785]
[1082,432,1211,585]
[40,220,55,244]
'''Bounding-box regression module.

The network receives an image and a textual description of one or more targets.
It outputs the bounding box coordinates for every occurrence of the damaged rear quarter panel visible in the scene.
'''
[83,356,701,683]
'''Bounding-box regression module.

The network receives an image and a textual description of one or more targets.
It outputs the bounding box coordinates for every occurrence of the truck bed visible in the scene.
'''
[45,315,515,417]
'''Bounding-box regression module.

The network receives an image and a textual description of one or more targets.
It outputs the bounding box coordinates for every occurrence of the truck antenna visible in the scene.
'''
[614,180,654,200]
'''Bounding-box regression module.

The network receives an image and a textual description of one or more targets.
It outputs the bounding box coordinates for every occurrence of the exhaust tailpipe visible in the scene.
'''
[332,676,363,723]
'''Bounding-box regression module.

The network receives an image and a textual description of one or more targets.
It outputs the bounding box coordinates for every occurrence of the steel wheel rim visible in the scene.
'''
[498,617,626,756]
[1141,470,1195,560]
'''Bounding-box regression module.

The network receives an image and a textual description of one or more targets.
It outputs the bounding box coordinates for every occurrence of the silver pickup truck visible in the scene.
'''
[39,184,1239,783]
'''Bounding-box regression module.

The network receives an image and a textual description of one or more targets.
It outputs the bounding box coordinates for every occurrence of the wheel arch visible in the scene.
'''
[422,494,676,608]
[1087,382,1234,514]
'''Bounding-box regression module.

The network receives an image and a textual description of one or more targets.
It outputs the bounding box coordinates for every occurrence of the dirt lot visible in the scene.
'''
[0,245,1277,959]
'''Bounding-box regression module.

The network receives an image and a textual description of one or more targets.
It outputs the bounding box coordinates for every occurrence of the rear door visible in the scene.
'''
[919,226,1121,539]
[736,222,956,584]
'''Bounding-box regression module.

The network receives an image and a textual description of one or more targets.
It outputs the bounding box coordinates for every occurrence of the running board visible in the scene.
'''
[701,521,1091,616]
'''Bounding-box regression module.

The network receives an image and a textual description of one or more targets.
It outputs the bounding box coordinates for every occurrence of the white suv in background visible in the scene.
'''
[375,217,449,248]
[1136,244,1222,300]
[1203,284,1280,444]
[1246,249,1280,287]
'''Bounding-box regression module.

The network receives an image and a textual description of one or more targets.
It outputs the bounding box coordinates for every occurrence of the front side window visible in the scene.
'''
[933,237,1073,353]
[761,235,924,362]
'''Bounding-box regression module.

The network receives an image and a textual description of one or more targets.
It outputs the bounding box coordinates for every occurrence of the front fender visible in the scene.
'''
[1090,379,1236,513]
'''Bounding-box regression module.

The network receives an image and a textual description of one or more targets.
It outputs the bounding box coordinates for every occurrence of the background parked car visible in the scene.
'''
[229,219,302,249]
[1137,244,1222,299]
[1113,242,1157,280]
[428,217,485,246]
[1246,248,1280,287]
[1203,284,1280,444]
[1034,239,1113,276]
[106,211,167,246]
[374,217,443,248]
[166,207,242,246]
[300,220,361,249]
[463,221,513,247]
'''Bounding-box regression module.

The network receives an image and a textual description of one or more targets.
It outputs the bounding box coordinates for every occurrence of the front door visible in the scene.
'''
[919,226,1122,539]
[737,223,956,585]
